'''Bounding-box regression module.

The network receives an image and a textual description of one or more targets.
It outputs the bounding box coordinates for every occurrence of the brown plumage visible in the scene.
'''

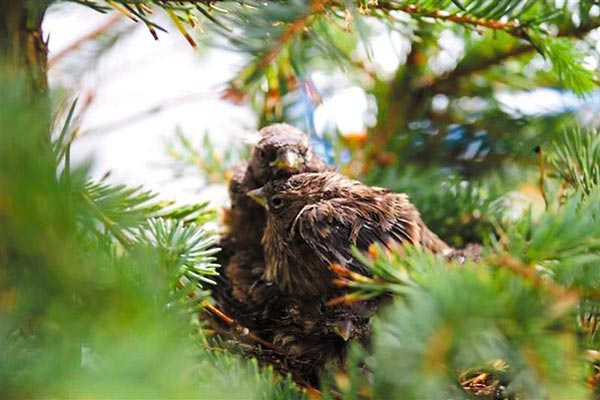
[264,297,376,383]
[215,152,468,384]
[249,171,450,299]
[213,124,330,332]
[234,170,448,382]
[225,123,331,249]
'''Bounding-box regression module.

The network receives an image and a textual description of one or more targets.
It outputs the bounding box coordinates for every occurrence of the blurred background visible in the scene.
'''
[43,1,600,246]
[46,2,391,202]
[45,3,254,204]
[2,1,600,398]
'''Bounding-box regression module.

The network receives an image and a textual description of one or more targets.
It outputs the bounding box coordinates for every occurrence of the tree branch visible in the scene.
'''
[422,20,600,94]
[48,13,123,68]
[366,2,525,37]
[256,0,329,69]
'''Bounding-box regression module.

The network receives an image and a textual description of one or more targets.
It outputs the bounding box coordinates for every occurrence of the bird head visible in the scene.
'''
[248,124,318,185]
[247,172,342,229]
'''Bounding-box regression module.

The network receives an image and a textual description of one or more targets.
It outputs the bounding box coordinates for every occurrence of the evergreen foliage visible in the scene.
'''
[2,0,600,398]
[0,69,303,398]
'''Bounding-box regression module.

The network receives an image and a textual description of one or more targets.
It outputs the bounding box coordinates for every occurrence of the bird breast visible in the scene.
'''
[263,219,334,298]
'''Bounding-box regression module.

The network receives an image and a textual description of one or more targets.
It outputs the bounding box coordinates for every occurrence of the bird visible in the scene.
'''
[222,167,474,384]
[247,171,450,299]
[225,123,331,250]
[212,124,331,333]
[210,127,476,385]
[212,126,372,385]
[240,170,449,382]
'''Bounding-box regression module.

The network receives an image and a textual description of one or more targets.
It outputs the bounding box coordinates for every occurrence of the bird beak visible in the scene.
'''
[333,320,354,342]
[269,150,300,172]
[247,187,267,208]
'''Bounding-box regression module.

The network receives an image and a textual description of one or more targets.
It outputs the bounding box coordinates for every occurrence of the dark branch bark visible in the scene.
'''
[365,19,600,169]
[0,1,50,95]
[1,1,51,144]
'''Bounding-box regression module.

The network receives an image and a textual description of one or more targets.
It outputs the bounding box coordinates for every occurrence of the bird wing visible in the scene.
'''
[293,195,421,276]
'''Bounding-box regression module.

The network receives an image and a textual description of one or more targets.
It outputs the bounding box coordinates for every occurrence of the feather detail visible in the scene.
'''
[261,171,449,299]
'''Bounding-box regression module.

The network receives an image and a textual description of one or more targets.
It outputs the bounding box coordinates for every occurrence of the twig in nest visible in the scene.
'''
[201,301,287,355]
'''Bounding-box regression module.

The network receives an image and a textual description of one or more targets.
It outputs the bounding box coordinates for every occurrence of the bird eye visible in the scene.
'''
[258,148,276,163]
[270,195,284,209]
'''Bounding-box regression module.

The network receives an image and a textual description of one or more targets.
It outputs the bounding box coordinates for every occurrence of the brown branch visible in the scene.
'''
[494,254,579,317]
[202,301,288,355]
[256,0,330,70]
[422,20,600,94]
[368,2,524,35]
[174,279,288,355]
[259,0,528,70]
[364,16,600,168]
[48,14,123,68]
[365,43,424,167]
[423,44,532,93]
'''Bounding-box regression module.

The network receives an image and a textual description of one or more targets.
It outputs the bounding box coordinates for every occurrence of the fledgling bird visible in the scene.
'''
[213,124,330,330]
[225,123,331,249]
[243,170,449,382]
[248,171,450,299]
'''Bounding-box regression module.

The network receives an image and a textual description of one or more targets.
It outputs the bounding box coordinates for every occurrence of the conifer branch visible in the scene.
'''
[81,191,134,247]
[493,254,578,307]
[365,2,524,36]
[256,1,328,70]
[421,44,532,93]
[421,21,599,96]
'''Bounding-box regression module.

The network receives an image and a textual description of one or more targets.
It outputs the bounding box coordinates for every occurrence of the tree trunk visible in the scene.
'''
[0,1,51,138]
[1,1,49,95]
